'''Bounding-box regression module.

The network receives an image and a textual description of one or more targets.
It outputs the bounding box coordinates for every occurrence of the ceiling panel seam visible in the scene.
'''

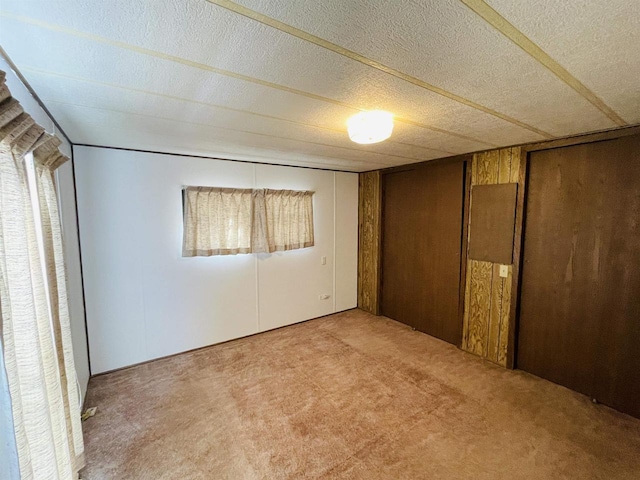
[206,0,554,139]
[21,66,457,157]
[459,0,626,126]
[1,12,498,148]
[44,98,425,164]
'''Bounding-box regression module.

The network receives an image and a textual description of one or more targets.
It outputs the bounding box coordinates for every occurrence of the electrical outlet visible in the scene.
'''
[319,294,330,300]
[499,265,509,278]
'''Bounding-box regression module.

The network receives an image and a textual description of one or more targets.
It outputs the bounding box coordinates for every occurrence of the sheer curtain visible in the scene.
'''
[0,71,84,479]
[0,339,20,480]
[182,187,254,256]
[257,189,314,253]
[183,186,314,256]
[34,138,85,473]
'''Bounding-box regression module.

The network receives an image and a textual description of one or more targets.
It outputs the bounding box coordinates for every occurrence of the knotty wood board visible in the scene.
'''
[462,147,520,365]
[357,171,382,314]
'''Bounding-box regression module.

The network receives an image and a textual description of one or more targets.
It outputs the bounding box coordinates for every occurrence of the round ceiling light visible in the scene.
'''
[347,110,394,144]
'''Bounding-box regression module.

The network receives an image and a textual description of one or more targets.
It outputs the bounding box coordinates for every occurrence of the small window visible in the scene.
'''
[182,187,314,257]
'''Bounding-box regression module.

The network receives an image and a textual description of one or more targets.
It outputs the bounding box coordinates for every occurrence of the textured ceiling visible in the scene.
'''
[1,0,637,171]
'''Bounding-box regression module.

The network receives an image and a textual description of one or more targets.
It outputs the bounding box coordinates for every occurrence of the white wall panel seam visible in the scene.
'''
[332,172,337,313]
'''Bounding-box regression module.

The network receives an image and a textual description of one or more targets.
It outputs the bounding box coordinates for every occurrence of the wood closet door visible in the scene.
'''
[518,135,640,418]
[381,162,465,345]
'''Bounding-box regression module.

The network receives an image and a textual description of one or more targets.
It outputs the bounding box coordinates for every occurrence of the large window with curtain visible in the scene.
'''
[0,70,84,479]
[182,186,314,257]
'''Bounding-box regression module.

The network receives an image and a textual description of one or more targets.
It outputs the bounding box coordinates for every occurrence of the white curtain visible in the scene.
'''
[34,138,85,473]
[183,187,314,256]
[182,187,254,256]
[255,189,315,253]
[0,71,84,479]
[0,338,20,480]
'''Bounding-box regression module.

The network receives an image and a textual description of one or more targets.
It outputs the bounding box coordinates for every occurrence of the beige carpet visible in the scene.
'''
[81,309,640,479]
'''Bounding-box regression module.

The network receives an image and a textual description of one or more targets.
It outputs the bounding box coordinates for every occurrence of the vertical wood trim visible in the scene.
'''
[510,148,521,184]
[459,160,472,348]
[357,171,382,314]
[506,147,528,368]
[471,154,478,185]
[487,263,503,361]
[462,261,472,350]
[498,147,512,184]
[497,265,513,366]
[375,172,384,314]
[463,154,479,350]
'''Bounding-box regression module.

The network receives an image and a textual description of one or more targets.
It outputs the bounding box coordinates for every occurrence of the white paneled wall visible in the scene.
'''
[74,146,358,374]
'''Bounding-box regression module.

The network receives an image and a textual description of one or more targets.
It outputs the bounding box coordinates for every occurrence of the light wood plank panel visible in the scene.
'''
[509,149,521,184]
[357,171,381,314]
[467,259,493,356]
[462,146,521,366]
[498,147,513,184]
[497,265,513,366]
[476,150,500,185]
[487,263,504,362]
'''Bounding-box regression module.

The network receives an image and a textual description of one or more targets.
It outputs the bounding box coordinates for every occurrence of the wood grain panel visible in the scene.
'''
[518,134,640,418]
[486,263,504,361]
[466,260,493,356]
[381,162,465,345]
[357,171,381,314]
[476,149,499,185]
[462,147,521,366]
[498,147,513,184]
[468,183,518,264]
[509,150,521,183]
[497,265,512,366]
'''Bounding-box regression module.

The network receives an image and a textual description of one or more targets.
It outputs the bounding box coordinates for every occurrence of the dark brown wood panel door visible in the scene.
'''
[381,161,465,345]
[518,135,640,418]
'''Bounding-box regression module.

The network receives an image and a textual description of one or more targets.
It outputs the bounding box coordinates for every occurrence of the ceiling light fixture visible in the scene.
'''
[347,110,394,144]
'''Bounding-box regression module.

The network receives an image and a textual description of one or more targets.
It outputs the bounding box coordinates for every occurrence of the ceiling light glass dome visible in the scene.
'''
[347,110,394,144]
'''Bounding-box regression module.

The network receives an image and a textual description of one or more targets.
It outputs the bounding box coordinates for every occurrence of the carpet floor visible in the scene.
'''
[81,309,640,479]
